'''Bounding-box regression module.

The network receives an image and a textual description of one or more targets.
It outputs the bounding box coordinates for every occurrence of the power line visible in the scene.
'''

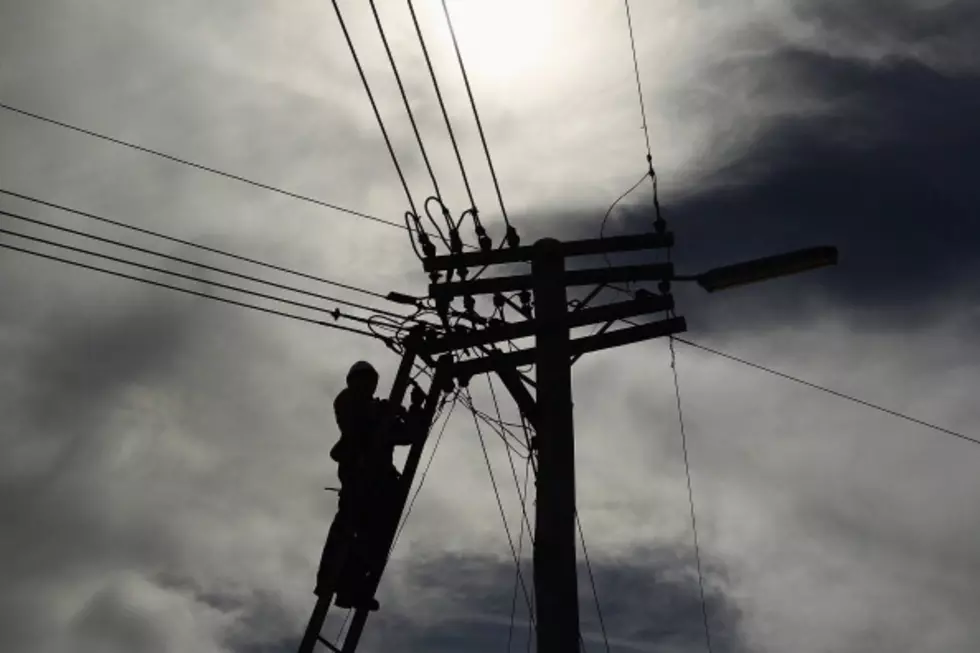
[0,101,407,233]
[406,0,477,212]
[0,242,382,339]
[508,455,533,653]
[0,227,398,330]
[330,0,419,218]
[439,0,513,232]
[575,513,611,653]
[599,171,650,275]
[621,0,663,241]
[0,187,396,301]
[622,0,652,161]
[673,337,980,448]
[487,377,535,536]
[668,337,713,653]
[466,389,537,630]
[0,207,413,321]
[368,0,444,203]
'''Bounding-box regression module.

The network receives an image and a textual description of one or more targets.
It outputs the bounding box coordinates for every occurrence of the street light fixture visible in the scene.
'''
[692,246,838,293]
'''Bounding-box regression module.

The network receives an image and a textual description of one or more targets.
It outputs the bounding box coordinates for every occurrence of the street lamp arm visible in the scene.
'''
[674,246,838,292]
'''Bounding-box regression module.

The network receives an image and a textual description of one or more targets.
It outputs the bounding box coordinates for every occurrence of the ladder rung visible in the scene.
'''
[317,634,344,653]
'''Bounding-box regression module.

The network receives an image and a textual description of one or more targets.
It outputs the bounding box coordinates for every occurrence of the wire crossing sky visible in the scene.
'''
[1,2,979,653]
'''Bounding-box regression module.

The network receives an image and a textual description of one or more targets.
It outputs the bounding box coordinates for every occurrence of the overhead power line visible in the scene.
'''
[330,0,419,218]
[406,0,477,212]
[0,101,408,233]
[673,337,980,448]
[622,0,652,161]
[0,242,382,339]
[368,0,443,202]
[0,187,395,301]
[0,207,412,321]
[0,226,399,330]
[439,0,512,231]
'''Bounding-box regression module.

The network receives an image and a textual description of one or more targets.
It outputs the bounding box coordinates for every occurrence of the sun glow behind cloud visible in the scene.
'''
[442,0,560,89]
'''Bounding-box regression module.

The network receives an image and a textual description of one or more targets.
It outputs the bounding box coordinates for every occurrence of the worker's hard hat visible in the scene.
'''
[347,360,378,384]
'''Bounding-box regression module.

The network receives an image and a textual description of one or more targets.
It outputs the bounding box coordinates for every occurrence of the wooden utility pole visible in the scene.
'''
[531,239,580,653]
[424,232,684,653]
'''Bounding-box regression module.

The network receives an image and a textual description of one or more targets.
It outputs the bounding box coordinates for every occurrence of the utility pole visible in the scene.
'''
[422,233,836,653]
[424,231,683,653]
[531,239,580,653]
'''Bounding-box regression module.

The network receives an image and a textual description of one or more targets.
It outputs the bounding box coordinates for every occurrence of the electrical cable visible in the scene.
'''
[487,377,535,536]
[390,390,461,552]
[576,515,610,653]
[367,0,444,204]
[406,0,477,212]
[623,0,652,161]
[330,0,419,217]
[673,337,980,448]
[0,227,401,332]
[668,336,714,653]
[0,102,411,234]
[0,187,398,301]
[507,454,533,653]
[0,207,413,321]
[439,0,513,232]
[0,242,384,340]
[621,0,665,271]
[598,171,650,272]
[465,389,537,629]
[460,395,530,459]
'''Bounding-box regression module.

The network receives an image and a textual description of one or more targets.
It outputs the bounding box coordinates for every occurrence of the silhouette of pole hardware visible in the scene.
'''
[419,233,837,653]
[297,223,837,653]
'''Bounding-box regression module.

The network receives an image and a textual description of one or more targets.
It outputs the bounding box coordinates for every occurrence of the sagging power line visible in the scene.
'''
[0,101,413,234]
[0,187,397,301]
[0,241,382,339]
[0,225,414,333]
[0,207,413,321]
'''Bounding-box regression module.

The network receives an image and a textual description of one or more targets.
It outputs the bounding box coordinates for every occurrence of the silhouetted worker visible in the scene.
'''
[316,361,418,610]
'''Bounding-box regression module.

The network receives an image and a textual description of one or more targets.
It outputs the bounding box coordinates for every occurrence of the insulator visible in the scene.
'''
[449,229,463,255]
[463,295,476,314]
[658,280,671,294]
[519,289,531,308]
[654,217,667,234]
[493,293,506,309]
[419,231,437,259]
[506,225,521,248]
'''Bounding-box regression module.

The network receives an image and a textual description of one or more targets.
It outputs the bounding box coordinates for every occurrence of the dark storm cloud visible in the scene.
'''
[541,0,980,334]
[351,549,744,653]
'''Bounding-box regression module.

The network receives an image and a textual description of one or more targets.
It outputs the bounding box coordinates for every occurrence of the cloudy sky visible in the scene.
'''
[2,1,979,651]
